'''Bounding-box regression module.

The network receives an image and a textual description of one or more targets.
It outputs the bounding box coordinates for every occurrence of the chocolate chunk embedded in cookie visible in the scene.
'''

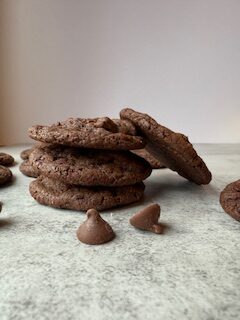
[19,160,40,178]
[29,145,151,186]
[29,176,145,211]
[220,180,240,222]
[120,108,211,185]
[0,165,12,185]
[0,153,14,166]
[28,117,145,150]
[132,149,166,169]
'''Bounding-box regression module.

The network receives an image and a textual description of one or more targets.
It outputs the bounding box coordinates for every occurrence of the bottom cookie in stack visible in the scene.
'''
[30,176,145,211]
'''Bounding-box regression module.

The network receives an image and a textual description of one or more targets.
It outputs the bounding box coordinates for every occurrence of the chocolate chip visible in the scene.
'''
[76,209,115,245]
[129,203,162,234]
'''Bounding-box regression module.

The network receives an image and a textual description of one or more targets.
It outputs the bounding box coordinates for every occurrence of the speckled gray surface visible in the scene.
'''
[0,144,240,320]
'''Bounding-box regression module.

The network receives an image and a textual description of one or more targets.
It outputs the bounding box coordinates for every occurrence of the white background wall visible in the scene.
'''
[0,0,240,145]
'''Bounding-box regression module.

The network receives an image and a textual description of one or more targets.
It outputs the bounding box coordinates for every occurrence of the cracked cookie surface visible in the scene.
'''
[29,144,152,186]
[28,117,145,150]
[29,176,145,211]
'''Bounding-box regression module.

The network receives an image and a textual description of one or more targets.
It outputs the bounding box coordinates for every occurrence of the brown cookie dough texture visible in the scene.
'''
[0,153,14,166]
[0,165,12,185]
[29,144,152,186]
[28,117,145,150]
[29,176,145,211]
[220,180,240,222]
[120,108,211,185]
[131,149,166,169]
[19,160,40,178]
[20,148,35,160]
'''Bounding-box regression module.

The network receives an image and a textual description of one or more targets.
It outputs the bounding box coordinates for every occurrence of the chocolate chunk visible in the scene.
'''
[76,209,115,245]
[130,203,162,234]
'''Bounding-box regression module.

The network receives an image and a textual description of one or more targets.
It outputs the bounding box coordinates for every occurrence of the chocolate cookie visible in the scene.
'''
[220,180,240,222]
[0,153,14,166]
[0,165,12,185]
[132,149,166,169]
[29,176,145,211]
[120,108,212,185]
[20,148,34,160]
[29,145,151,186]
[112,119,137,135]
[28,117,145,150]
[19,160,40,178]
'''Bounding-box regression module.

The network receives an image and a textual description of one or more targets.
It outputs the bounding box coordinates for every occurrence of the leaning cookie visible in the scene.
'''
[220,180,240,222]
[29,144,152,186]
[19,160,40,178]
[120,108,211,185]
[29,176,145,211]
[131,149,166,169]
[28,117,145,150]
[0,153,14,166]
[0,165,12,185]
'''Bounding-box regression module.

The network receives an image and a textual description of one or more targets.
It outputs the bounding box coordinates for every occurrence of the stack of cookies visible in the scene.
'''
[23,108,212,213]
[26,117,152,211]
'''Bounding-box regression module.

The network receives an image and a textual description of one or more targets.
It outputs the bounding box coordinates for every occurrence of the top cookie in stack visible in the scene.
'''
[27,117,152,211]
[28,117,145,150]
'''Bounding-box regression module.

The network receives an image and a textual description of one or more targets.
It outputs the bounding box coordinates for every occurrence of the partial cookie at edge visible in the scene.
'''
[0,165,12,185]
[220,179,240,222]
[0,153,14,166]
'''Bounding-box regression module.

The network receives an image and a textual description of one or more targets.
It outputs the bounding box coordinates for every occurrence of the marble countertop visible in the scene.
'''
[0,144,239,320]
